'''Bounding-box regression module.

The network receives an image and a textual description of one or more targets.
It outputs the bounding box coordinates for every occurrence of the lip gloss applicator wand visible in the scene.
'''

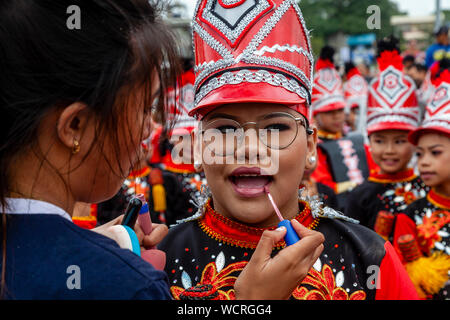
[264,186,301,246]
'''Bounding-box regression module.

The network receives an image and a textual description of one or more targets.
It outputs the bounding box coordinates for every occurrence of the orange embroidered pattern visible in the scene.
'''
[417,210,450,254]
[170,261,248,300]
[293,264,366,300]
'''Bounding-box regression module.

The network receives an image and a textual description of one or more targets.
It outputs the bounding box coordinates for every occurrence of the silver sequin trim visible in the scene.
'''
[299,188,360,224]
[172,184,212,227]
[367,114,419,128]
[201,0,272,45]
[220,0,247,5]
[241,0,313,92]
[193,0,314,106]
[421,118,450,130]
[194,69,309,106]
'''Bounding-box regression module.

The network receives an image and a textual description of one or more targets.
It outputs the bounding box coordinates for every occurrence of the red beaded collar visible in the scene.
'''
[427,189,450,210]
[368,168,416,184]
[198,199,319,249]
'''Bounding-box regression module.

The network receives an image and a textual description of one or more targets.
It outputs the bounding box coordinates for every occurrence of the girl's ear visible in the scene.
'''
[56,102,90,155]
[304,126,318,172]
[191,127,203,172]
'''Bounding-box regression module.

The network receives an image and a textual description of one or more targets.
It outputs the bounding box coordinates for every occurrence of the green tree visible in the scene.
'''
[298,0,404,52]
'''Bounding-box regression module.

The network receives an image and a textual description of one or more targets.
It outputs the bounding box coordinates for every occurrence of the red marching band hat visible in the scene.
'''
[344,66,368,113]
[311,56,346,117]
[158,69,199,172]
[409,69,450,145]
[150,69,198,165]
[366,50,420,135]
[190,0,314,121]
[166,69,198,136]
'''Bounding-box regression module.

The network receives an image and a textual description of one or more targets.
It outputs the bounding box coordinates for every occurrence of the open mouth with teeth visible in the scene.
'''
[381,158,399,165]
[229,167,274,197]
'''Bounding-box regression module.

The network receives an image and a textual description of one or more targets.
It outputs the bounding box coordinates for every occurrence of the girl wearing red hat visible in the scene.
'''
[345,37,429,243]
[392,62,450,299]
[310,46,373,211]
[343,62,369,135]
[158,0,417,300]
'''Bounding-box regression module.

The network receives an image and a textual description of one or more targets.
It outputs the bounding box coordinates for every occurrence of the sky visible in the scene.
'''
[394,0,450,16]
[179,0,450,18]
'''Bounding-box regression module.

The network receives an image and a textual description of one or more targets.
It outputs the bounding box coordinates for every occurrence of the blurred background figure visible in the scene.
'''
[403,54,416,73]
[425,25,450,68]
[407,63,428,88]
[311,46,371,211]
[402,39,425,64]
[343,62,369,136]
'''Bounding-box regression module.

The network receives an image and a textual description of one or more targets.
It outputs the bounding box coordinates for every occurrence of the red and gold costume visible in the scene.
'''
[159,197,418,300]
[345,42,427,242]
[158,0,418,301]
[394,189,450,299]
[392,69,450,299]
[345,168,428,241]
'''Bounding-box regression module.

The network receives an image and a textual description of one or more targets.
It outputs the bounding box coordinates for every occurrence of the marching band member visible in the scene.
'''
[158,0,418,301]
[310,46,373,210]
[343,62,369,136]
[345,37,428,242]
[393,65,450,299]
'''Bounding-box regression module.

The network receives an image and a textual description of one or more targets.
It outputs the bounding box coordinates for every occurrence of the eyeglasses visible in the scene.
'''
[200,112,311,156]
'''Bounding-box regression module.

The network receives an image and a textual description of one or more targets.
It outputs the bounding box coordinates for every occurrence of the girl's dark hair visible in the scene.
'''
[0,0,180,298]
[344,62,356,75]
[319,45,335,63]
[376,35,400,57]
[436,58,450,78]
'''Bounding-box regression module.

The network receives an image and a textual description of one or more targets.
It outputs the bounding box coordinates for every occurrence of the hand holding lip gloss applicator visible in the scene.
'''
[264,186,301,246]
[135,193,166,271]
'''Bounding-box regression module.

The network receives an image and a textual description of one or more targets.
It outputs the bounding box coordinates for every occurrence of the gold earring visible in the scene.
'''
[72,139,80,155]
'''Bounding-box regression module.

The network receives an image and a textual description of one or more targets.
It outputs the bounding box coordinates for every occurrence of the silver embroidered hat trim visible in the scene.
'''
[368,70,417,112]
[421,119,450,130]
[201,0,272,45]
[193,0,314,107]
[311,95,346,112]
[240,55,312,94]
[193,22,234,60]
[367,113,420,128]
[194,69,309,106]
[219,0,248,5]
[241,0,313,90]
